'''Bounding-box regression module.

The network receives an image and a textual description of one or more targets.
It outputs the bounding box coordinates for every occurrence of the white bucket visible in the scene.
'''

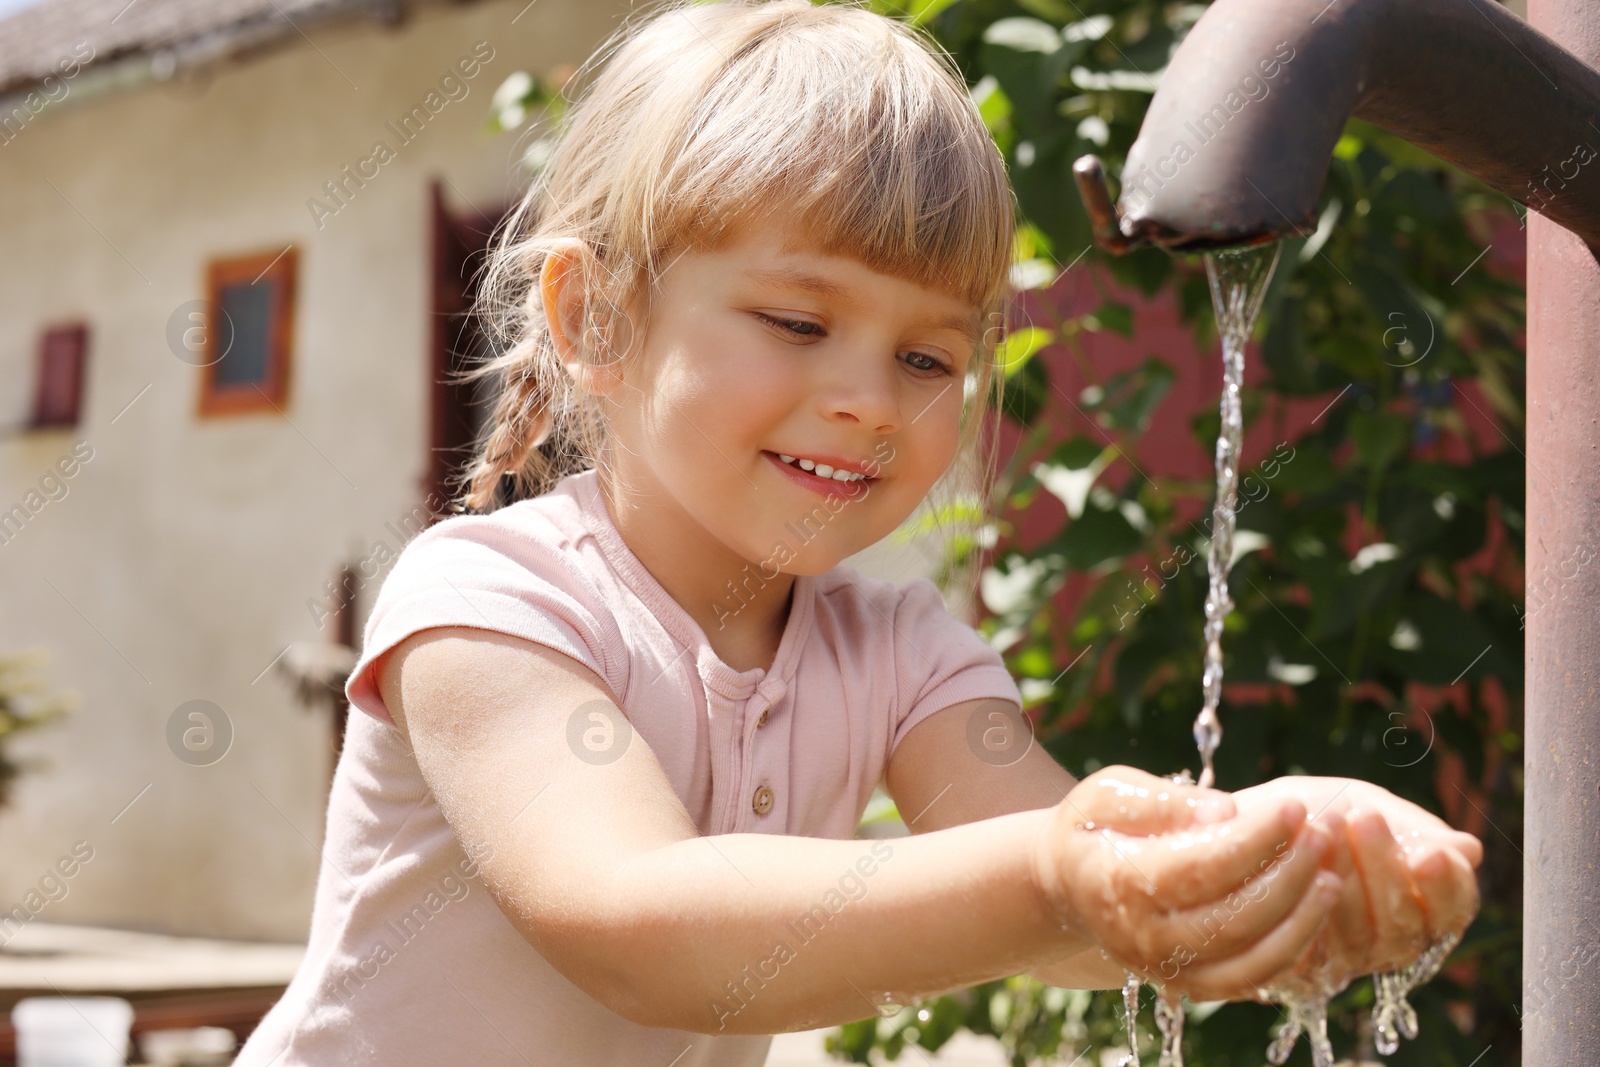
[10,996,133,1067]
[138,1025,237,1066]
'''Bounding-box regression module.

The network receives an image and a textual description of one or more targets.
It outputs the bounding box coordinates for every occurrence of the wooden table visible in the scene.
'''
[0,922,303,1065]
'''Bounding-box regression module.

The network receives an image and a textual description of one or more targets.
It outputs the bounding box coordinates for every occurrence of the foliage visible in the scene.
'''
[827,0,1527,1064]
[0,647,77,810]
[486,64,576,176]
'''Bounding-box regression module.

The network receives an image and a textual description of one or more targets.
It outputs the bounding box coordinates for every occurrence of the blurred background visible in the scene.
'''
[0,0,1526,1064]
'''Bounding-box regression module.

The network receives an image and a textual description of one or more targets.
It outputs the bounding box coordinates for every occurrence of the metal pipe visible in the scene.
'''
[1069,0,1600,1058]
[1523,0,1600,1060]
[1074,0,1600,251]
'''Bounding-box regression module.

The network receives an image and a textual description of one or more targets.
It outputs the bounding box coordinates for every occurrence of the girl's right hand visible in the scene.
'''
[1030,766,1344,1002]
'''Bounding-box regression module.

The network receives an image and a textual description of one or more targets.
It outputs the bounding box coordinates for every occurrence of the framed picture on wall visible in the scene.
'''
[197,245,297,417]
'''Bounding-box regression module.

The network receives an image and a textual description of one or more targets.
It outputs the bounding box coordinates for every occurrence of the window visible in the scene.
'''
[32,322,87,428]
[198,246,297,417]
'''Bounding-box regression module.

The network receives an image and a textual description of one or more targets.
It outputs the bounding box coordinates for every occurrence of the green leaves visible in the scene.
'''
[838,2,1526,1065]
[1079,357,1174,432]
[982,16,1065,54]
[979,17,1096,135]
[1082,300,1133,337]
[1373,591,1500,686]
[1059,492,1144,570]
[865,0,963,25]
[1032,436,1115,518]
[0,647,77,811]
[1349,409,1412,474]
[995,326,1054,377]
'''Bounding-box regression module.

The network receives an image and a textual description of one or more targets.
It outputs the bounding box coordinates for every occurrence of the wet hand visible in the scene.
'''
[1030,767,1344,1002]
[1235,777,1482,992]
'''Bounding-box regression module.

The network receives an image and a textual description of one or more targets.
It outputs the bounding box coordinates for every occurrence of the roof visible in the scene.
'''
[0,0,410,98]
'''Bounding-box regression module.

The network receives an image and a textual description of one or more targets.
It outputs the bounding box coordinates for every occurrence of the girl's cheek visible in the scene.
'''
[915,396,963,464]
[890,433,959,501]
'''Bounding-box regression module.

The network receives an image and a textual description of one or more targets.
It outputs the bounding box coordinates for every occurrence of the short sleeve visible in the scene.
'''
[343,511,619,727]
[889,578,1021,758]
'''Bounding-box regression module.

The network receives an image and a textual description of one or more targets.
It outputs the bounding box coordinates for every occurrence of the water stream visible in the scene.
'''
[1194,244,1281,790]
[1108,244,1456,1066]
[1114,972,1141,1066]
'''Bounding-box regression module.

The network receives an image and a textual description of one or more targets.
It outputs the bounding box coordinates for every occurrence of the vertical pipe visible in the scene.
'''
[1523,0,1600,1058]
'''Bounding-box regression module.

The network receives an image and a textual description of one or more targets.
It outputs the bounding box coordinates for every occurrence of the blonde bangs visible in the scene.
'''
[593,0,1015,316]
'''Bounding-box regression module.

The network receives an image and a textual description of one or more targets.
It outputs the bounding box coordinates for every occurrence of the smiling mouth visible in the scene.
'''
[767,451,876,484]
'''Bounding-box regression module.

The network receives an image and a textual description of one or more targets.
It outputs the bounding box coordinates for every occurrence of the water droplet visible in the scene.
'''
[872,990,903,1017]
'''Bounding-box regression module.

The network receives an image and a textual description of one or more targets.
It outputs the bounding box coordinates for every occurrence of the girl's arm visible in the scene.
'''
[887,699,1483,994]
[377,627,1323,1035]
[885,699,1240,993]
[885,698,1138,991]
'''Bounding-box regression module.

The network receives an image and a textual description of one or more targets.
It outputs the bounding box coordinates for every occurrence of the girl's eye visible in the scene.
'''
[901,350,950,376]
[756,312,950,375]
[756,312,823,337]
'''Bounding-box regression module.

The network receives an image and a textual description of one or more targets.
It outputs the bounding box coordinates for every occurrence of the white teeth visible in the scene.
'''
[775,453,867,482]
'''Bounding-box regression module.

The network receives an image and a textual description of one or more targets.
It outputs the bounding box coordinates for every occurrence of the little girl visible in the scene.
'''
[235,1,1482,1063]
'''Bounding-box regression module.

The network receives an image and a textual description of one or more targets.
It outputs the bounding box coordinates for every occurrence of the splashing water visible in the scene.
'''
[1372,931,1460,1054]
[1105,244,1456,1066]
[1265,989,1334,1067]
[1153,989,1185,1067]
[1259,929,1460,1064]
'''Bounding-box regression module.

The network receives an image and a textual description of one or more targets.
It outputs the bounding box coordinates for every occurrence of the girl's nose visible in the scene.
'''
[817,349,902,435]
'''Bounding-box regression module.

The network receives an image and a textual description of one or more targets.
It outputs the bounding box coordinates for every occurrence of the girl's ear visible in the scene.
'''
[540,238,626,397]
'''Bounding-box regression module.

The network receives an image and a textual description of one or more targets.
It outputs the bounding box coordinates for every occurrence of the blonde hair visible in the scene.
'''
[456,0,1016,515]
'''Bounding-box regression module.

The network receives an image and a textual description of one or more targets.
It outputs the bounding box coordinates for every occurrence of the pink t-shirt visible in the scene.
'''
[234,469,1021,1066]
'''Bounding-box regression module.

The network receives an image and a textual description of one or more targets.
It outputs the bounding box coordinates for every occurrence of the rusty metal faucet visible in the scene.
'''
[1072,0,1600,252]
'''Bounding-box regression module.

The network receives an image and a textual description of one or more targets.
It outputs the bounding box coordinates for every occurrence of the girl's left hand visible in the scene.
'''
[1233,776,1482,989]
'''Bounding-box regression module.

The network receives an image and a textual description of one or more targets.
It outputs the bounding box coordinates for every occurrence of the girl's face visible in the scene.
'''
[599,212,983,577]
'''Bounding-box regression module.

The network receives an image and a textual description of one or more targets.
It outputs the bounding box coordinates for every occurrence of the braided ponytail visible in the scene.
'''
[457,336,555,513]
[452,231,635,513]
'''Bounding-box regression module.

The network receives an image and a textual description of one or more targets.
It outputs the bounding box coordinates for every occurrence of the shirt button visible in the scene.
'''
[752,784,774,816]
[756,708,769,729]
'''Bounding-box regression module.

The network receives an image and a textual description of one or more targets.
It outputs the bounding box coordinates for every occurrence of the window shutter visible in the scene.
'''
[32,322,87,428]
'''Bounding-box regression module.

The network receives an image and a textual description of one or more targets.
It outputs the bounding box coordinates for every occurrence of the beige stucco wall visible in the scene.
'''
[0,0,954,943]
[0,0,634,942]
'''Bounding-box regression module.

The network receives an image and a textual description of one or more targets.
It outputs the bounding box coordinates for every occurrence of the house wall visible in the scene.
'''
[0,0,633,941]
